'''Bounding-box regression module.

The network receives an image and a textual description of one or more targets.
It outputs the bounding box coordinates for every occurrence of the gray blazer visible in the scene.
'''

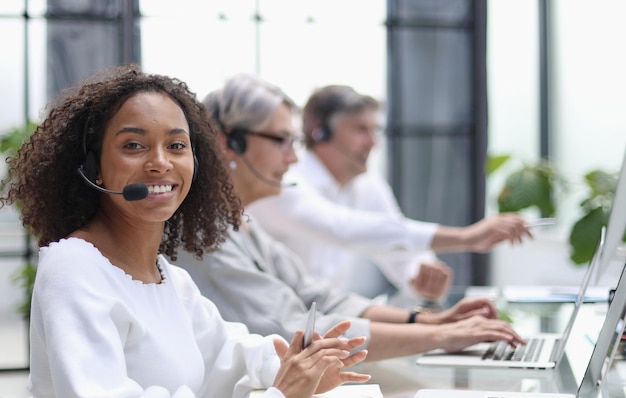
[177,216,373,346]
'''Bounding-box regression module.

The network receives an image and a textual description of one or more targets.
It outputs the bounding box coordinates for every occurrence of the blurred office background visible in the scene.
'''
[1,0,626,381]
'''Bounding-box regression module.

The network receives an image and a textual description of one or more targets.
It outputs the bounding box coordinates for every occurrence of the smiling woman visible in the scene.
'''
[0,64,369,398]
[70,91,197,283]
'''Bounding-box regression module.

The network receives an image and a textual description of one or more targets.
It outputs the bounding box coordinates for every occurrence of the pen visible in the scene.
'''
[303,302,316,349]
[526,217,557,228]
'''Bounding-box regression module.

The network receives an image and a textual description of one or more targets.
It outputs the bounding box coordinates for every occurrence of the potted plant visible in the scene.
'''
[488,154,624,266]
[569,169,626,264]
[1,121,38,319]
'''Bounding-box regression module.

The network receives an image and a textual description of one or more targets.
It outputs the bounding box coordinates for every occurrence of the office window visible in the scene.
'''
[551,0,626,222]
[486,1,540,215]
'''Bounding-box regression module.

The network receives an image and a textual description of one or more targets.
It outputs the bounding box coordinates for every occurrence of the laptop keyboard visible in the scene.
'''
[482,338,544,362]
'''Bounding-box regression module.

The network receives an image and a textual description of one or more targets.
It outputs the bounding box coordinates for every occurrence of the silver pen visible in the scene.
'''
[526,217,557,227]
[303,302,317,349]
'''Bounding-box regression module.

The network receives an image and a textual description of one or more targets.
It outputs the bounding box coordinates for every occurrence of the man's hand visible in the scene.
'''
[410,260,453,301]
[463,213,533,252]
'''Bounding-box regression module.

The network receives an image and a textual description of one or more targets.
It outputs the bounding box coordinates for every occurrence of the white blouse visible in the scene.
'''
[28,238,283,398]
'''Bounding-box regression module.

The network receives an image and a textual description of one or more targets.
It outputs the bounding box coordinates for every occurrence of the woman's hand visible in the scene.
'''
[425,297,499,324]
[436,315,526,353]
[272,320,370,398]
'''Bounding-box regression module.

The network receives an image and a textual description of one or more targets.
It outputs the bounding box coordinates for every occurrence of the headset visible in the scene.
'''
[310,95,344,143]
[77,120,197,201]
[311,122,332,143]
[77,121,106,189]
[210,98,248,156]
[225,128,248,155]
[212,100,296,188]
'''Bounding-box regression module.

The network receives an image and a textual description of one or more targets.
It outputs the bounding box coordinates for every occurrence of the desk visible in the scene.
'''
[351,299,626,397]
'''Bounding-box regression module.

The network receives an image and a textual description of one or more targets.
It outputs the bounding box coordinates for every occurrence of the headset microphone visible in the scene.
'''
[239,155,297,188]
[77,167,149,201]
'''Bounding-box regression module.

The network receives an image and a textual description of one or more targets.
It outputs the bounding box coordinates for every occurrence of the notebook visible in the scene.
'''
[414,259,626,398]
[415,227,607,370]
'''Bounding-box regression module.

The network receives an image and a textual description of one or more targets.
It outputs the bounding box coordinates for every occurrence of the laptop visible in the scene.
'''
[415,227,607,370]
[415,260,626,398]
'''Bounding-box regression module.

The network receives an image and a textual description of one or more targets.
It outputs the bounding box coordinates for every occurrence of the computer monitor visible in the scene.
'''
[596,146,626,284]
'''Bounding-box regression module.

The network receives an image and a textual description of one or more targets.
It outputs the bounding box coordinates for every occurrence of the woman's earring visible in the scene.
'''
[229,160,237,170]
[95,178,103,185]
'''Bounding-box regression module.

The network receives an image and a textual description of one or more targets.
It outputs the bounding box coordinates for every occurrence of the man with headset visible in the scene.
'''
[247,85,531,308]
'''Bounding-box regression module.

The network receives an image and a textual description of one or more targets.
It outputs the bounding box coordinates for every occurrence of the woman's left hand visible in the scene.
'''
[272,320,370,398]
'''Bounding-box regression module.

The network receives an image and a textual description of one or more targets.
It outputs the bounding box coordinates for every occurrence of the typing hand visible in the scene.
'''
[439,315,526,353]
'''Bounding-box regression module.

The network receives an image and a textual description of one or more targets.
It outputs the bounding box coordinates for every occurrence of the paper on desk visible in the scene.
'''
[502,285,611,303]
[249,384,383,397]
[464,285,611,303]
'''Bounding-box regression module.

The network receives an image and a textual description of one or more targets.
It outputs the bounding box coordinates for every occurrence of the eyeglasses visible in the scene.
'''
[245,131,303,153]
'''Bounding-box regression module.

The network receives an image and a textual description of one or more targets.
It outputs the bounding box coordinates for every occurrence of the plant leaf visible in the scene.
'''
[0,121,37,156]
[585,170,617,196]
[10,260,37,319]
[486,154,511,176]
[497,167,555,216]
[568,207,608,265]
[498,307,514,324]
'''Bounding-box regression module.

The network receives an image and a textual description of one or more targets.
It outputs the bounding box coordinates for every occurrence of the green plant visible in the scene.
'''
[0,121,38,156]
[497,159,559,217]
[497,306,514,324]
[10,260,37,319]
[1,120,38,319]
[487,154,624,266]
[488,155,563,217]
[569,170,626,264]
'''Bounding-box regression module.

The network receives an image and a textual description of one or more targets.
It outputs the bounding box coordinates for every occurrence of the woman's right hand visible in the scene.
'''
[436,315,526,353]
[271,320,370,398]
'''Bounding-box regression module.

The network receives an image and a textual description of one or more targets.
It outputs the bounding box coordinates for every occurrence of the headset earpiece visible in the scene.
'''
[312,124,332,143]
[82,150,99,183]
[226,129,247,155]
[78,121,100,186]
[192,154,198,182]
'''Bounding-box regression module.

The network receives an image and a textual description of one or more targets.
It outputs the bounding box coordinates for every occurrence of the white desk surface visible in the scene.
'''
[349,300,626,398]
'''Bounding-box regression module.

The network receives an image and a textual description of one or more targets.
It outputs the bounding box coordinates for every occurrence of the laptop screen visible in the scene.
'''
[577,261,626,397]
[556,227,606,368]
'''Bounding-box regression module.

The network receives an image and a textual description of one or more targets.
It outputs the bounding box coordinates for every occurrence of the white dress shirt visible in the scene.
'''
[247,151,439,302]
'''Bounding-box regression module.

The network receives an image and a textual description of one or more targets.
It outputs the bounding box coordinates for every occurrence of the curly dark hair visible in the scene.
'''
[0,64,241,260]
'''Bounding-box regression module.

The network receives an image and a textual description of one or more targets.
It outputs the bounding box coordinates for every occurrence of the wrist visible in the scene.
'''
[458,227,473,251]
[407,306,431,324]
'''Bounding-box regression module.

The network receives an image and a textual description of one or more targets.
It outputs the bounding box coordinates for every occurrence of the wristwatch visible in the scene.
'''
[407,306,430,323]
